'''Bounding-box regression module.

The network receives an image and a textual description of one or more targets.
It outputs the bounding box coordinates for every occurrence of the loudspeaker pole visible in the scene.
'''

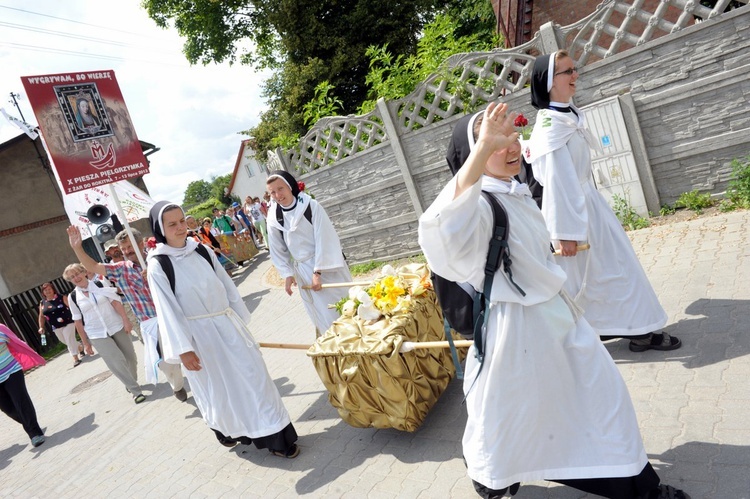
[107,183,147,269]
[86,222,107,262]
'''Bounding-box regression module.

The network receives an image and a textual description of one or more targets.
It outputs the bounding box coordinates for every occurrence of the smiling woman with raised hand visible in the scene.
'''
[524,50,682,355]
[146,201,300,458]
[418,102,690,499]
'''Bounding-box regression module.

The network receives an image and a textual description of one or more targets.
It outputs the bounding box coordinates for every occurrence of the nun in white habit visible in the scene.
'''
[418,103,690,499]
[524,50,680,353]
[265,170,352,337]
[146,201,300,458]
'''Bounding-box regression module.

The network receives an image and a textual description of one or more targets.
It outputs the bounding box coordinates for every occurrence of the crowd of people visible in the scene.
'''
[3,49,693,498]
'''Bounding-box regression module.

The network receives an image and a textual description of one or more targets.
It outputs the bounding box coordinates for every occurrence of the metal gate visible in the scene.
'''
[581,95,649,217]
[0,276,73,353]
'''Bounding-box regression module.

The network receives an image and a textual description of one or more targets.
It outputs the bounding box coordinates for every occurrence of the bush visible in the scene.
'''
[612,194,650,231]
[659,204,676,216]
[726,155,750,209]
[675,190,713,214]
[718,199,737,212]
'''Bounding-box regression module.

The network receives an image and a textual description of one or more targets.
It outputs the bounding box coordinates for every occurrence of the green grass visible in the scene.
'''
[349,254,426,277]
[41,342,68,361]
[348,260,381,276]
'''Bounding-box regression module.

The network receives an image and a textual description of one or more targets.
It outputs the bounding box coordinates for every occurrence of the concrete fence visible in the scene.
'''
[270,1,750,264]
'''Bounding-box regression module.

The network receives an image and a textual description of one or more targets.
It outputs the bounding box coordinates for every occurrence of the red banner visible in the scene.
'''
[21,70,149,195]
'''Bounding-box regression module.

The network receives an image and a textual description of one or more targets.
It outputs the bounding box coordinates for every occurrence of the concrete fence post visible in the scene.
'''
[376,98,424,217]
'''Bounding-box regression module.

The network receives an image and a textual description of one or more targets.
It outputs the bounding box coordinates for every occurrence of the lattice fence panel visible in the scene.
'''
[285,110,387,174]
[393,49,539,133]
[563,0,737,66]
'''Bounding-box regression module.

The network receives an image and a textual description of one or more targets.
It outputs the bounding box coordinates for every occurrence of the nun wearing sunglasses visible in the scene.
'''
[524,50,682,355]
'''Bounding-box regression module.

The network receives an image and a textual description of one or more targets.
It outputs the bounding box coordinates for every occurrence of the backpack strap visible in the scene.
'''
[275,204,284,227]
[152,254,176,293]
[153,245,214,294]
[275,202,314,237]
[195,243,213,267]
[473,192,526,365]
[69,279,103,308]
[276,202,313,227]
[481,192,525,297]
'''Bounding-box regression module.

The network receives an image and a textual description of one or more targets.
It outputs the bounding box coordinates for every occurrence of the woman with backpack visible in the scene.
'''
[418,102,689,499]
[147,201,299,458]
[265,171,351,338]
[64,263,146,404]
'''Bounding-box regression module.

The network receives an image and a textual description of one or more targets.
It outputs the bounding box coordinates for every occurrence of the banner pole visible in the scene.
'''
[108,183,147,269]
[86,223,107,262]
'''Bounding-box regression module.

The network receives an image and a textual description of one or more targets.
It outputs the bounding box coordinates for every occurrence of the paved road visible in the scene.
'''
[2,210,749,498]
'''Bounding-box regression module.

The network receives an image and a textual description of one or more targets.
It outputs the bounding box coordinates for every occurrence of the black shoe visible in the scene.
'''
[213,429,237,448]
[173,388,188,402]
[642,484,691,499]
[629,332,682,352]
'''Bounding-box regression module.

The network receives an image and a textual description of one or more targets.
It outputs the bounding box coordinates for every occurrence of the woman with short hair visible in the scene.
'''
[38,281,83,368]
[64,263,146,404]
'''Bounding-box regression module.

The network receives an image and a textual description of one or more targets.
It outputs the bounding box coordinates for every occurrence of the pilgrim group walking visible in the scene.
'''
[7,49,691,498]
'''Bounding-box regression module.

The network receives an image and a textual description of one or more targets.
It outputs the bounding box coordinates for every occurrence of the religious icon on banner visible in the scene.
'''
[54,84,113,141]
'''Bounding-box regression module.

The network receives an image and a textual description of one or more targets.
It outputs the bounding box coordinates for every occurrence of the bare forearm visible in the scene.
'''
[74,321,89,345]
[71,243,106,276]
[111,301,128,322]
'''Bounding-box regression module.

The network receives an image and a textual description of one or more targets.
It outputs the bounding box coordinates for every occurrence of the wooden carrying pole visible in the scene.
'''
[258,342,313,350]
[259,340,474,352]
[301,281,373,290]
[552,243,590,255]
[301,244,591,290]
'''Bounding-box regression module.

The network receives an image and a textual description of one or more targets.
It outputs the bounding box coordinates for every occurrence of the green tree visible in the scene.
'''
[358,12,499,114]
[182,179,212,208]
[303,81,344,126]
[209,173,236,206]
[144,0,499,154]
[144,0,444,149]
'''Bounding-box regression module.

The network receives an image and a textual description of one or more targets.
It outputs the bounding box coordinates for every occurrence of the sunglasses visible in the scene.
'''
[555,67,578,76]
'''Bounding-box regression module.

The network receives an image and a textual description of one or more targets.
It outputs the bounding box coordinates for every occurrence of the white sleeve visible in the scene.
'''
[268,225,295,278]
[69,292,83,321]
[311,202,347,271]
[534,146,588,242]
[418,177,493,287]
[147,258,196,362]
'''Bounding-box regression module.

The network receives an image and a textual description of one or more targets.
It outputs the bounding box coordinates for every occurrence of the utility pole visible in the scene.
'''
[7,92,63,203]
[8,92,27,122]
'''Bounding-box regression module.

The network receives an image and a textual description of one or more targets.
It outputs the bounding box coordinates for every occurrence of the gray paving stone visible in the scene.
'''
[1,211,749,498]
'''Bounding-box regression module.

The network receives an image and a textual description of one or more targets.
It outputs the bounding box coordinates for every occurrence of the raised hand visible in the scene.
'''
[67,225,84,248]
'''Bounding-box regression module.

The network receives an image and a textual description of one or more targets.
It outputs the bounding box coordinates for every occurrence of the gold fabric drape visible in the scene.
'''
[307,263,464,432]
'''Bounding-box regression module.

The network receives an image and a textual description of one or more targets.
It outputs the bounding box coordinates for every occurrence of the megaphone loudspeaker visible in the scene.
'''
[87,204,111,224]
[96,224,115,242]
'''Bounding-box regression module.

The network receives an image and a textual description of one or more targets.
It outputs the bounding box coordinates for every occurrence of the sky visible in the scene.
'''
[0,0,271,204]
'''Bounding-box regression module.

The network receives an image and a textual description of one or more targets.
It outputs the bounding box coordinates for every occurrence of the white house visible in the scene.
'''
[228,139,269,202]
